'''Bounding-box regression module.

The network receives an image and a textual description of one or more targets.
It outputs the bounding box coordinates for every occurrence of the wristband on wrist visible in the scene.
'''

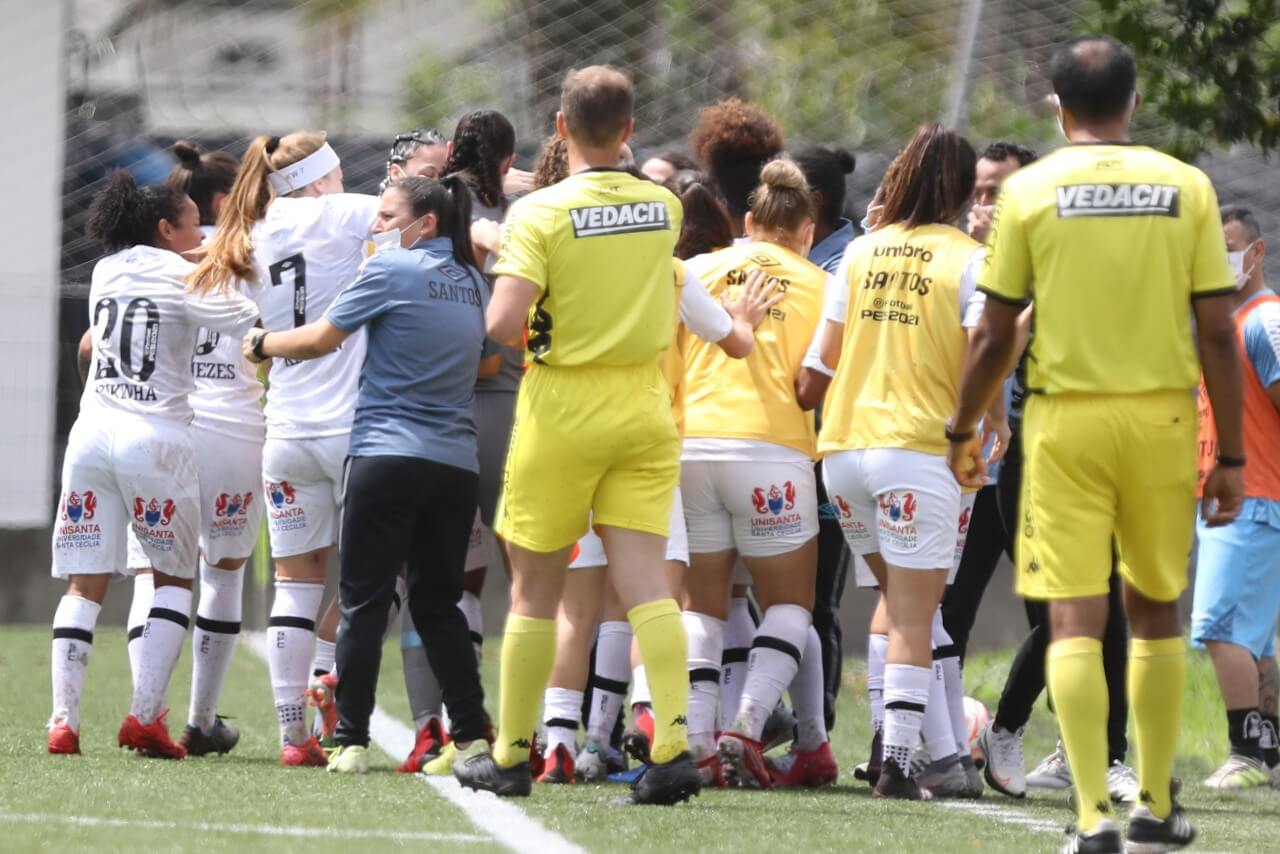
[251,331,269,361]
[945,422,975,443]
[1217,453,1246,468]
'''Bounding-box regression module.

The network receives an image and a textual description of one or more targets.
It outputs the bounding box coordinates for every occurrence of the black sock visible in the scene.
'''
[1261,713,1280,768]
[1227,707,1264,760]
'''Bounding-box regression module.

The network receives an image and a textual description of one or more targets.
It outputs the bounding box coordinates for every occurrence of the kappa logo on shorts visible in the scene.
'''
[751,483,797,516]
[266,481,298,509]
[215,492,254,518]
[134,497,176,527]
[879,492,917,523]
[61,490,97,523]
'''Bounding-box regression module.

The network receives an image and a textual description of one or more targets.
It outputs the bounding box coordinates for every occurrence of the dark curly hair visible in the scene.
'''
[166,140,238,226]
[88,170,189,253]
[443,110,516,211]
[689,98,784,215]
[532,134,569,189]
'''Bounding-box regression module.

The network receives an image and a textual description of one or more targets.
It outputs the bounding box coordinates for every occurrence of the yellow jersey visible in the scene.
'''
[682,241,825,456]
[981,144,1234,395]
[818,223,981,457]
[492,169,683,367]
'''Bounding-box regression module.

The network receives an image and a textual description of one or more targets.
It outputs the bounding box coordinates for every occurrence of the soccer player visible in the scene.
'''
[948,35,1244,853]
[813,123,988,800]
[384,127,449,187]
[48,171,259,758]
[1193,206,1280,789]
[641,150,699,185]
[678,159,829,789]
[452,65,700,805]
[244,175,493,775]
[190,131,380,767]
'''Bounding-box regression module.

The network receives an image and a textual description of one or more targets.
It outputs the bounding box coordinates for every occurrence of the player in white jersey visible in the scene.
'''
[48,172,259,759]
[190,131,378,766]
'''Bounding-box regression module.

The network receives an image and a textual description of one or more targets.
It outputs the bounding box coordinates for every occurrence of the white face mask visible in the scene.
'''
[1227,241,1257,290]
[371,212,430,253]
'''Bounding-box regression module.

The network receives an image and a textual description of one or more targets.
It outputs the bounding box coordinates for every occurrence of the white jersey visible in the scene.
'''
[82,246,260,423]
[247,193,380,438]
[191,226,267,442]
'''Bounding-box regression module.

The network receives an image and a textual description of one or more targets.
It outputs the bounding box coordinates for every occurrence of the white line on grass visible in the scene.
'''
[936,799,1062,833]
[246,632,586,854]
[0,812,485,843]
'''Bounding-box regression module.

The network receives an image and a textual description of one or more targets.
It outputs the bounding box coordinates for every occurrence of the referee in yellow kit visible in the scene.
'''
[948,36,1244,854]
[453,65,700,805]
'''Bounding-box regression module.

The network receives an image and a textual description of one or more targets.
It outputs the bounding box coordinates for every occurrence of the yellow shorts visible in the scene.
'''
[1017,390,1197,602]
[495,362,679,553]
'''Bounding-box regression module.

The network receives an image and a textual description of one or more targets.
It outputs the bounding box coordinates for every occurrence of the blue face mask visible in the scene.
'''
[860,204,883,233]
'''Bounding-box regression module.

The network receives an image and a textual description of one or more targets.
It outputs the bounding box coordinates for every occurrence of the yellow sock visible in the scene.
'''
[1048,637,1112,832]
[629,598,689,764]
[1129,636,1185,819]
[493,613,557,768]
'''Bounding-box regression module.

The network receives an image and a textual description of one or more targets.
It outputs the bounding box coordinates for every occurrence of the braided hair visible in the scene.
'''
[443,110,515,211]
[382,127,447,192]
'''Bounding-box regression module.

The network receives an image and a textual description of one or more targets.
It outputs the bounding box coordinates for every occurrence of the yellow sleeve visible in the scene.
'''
[1189,173,1235,298]
[491,198,550,293]
[979,179,1032,304]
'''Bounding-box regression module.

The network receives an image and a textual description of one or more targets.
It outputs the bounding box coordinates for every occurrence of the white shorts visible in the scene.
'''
[953,491,979,579]
[570,487,690,568]
[822,448,961,571]
[261,434,348,558]
[196,427,266,564]
[53,416,200,579]
[681,459,819,558]
[466,509,495,573]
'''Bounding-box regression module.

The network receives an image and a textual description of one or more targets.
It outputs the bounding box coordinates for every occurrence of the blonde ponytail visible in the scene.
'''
[188,130,327,294]
[748,158,813,237]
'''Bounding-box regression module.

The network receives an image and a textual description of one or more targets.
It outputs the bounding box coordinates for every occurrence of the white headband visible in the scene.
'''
[268,143,340,194]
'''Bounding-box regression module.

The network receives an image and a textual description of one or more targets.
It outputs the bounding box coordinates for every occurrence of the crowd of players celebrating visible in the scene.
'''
[45,32,1280,854]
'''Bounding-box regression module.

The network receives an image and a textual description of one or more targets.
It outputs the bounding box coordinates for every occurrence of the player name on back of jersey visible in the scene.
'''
[569,201,669,238]
[1056,183,1180,218]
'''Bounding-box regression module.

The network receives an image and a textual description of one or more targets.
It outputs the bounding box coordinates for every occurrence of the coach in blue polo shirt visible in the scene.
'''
[244,175,494,774]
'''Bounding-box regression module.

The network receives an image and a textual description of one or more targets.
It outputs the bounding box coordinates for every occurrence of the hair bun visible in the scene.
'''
[172,140,203,168]
[834,148,856,174]
[759,158,808,192]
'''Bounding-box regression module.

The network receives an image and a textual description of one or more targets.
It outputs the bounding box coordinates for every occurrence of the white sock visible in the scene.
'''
[922,657,958,762]
[682,611,724,757]
[459,590,484,660]
[543,687,583,756]
[883,663,931,772]
[126,573,154,690]
[131,585,192,724]
[311,638,336,678]
[189,561,243,731]
[934,608,968,757]
[268,580,323,747]
[631,665,651,707]
[586,620,632,743]
[791,625,828,752]
[868,633,889,735]
[50,595,102,731]
[719,596,754,732]
[401,610,443,731]
[734,603,811,739]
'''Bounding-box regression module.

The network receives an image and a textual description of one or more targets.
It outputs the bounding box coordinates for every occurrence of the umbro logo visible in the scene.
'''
[749,253,780,267]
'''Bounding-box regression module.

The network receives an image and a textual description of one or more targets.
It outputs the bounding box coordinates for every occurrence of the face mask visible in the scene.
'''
[860,205,884,234]
[1227,242,1257,290]
[371,213,430,253]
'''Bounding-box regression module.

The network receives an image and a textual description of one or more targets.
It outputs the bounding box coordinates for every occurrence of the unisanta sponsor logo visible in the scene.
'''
[879,491,917,523]
[62,490,97,523]
[751,482,797,516]
[134,497,176,527]
[569,201,670,237]
[1056,183,1180,218]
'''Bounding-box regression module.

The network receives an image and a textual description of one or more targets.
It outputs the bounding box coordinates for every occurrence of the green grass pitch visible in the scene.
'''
[1,622,1275,852]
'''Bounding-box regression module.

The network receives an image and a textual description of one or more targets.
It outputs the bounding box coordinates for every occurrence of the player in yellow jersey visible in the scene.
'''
[452,65,700,805]
[677,159,829,788]
[947,36,1244,853]
[812,124,990,801]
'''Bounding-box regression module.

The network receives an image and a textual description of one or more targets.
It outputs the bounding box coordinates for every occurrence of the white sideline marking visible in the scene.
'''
[0,812,484,843]
[937,800,1062,833]
[246,633,585,854]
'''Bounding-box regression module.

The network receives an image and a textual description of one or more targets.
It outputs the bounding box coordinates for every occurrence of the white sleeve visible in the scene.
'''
[959,248,985,328]
[326,193,381,241]
[822,252,852,324]
[679,267,733,343]
[184,287,260,337]
[801,323,834,377]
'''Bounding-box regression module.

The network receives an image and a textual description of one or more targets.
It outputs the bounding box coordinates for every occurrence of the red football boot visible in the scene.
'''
[717,731,772,789]
[771,741,839,788]
[48,723,81,755]
[118,710,187,759]
[280,735,328,767]
[537,743,576,783]
[398,718,447,773]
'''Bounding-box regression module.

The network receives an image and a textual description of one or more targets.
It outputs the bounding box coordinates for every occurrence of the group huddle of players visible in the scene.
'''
[46,31,1273,854]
